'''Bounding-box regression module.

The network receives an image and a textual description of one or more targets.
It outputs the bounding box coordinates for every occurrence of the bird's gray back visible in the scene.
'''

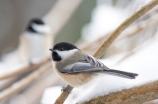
[56,51,86,71]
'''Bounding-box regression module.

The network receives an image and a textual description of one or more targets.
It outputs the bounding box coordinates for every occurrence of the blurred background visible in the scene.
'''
[0,0,158,104]
[0,0,95,56]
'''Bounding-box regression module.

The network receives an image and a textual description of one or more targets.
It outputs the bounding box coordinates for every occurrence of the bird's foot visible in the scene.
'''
[61,86,72,93]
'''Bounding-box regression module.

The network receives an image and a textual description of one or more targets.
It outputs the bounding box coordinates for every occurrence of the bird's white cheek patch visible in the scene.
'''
[56,49,78,59]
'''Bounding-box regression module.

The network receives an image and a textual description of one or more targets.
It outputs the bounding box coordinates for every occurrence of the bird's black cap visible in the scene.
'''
[53,42,78,51]
[50,42,79,61]
[26,18,44,33]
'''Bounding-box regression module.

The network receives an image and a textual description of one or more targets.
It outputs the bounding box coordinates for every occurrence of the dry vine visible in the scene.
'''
[79,14,158,52]
[0,62,52,101]
[0,59,49,80]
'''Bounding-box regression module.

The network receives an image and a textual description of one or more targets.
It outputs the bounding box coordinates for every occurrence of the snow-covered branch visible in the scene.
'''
[82,80,158,104]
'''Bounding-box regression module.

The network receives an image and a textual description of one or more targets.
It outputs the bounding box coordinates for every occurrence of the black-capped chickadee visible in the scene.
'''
[18,18,52,63]
[49,42,138,91]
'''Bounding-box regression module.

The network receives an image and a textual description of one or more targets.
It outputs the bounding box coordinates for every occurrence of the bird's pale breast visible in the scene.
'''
[54,63,94,87]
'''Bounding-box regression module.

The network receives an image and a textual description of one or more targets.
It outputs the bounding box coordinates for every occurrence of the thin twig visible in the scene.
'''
[116,14,158,41]
[79,14,158,53]
[14,72,63,104]
[116,37,158,64]
[78,32,110,52]
[55,0,158,104]
[93,0,158,59]
[55,85,73,104]
[0,77,18,91]
[0,77,18,92]
[0,59,49,80]
[0,62,52,101]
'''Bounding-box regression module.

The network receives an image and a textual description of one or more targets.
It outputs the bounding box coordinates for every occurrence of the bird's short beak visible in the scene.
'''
[49,49,54,52]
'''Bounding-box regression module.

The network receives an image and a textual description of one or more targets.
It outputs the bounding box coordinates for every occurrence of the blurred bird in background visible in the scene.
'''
[18,18,52,64]
[1,18,52,68]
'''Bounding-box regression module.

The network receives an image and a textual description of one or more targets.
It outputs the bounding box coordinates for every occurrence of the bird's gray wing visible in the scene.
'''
[85,55,109,70]
[60,62,105,74]
[60,55,138,79]
[60,55,109,74]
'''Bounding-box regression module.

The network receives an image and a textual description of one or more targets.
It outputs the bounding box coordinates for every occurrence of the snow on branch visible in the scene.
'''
[82,80,158,104]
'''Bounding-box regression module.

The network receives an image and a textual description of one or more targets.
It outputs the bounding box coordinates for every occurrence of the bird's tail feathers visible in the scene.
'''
[103,69,138,79]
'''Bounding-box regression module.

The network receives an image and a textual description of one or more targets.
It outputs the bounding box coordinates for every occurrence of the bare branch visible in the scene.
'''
[13,72,63,104]
[0,59,49,80]
[79,12,158,54]
[0,62,52,101]
[93,0,158,59]
[116,36,157,64]
[55,85,73,104]
[79,32,110,52]
[0,77,18,91]
[116,14,158,41]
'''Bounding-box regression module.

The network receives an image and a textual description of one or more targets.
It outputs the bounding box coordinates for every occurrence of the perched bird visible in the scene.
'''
[18,18,52,64]
[49,42,138,92]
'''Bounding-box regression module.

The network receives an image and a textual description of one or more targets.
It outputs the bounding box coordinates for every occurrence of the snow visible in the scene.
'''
[1,50,26,67]
[144,99,158,104]
[0,49,29,75]
[81,4,128,42]
[40,86,62,104]
[152,99,158,103]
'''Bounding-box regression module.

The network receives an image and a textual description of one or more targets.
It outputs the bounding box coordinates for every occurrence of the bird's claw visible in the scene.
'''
[61,86,72,93]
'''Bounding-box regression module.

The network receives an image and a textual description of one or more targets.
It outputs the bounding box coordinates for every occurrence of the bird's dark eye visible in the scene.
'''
[60,48,64,51]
